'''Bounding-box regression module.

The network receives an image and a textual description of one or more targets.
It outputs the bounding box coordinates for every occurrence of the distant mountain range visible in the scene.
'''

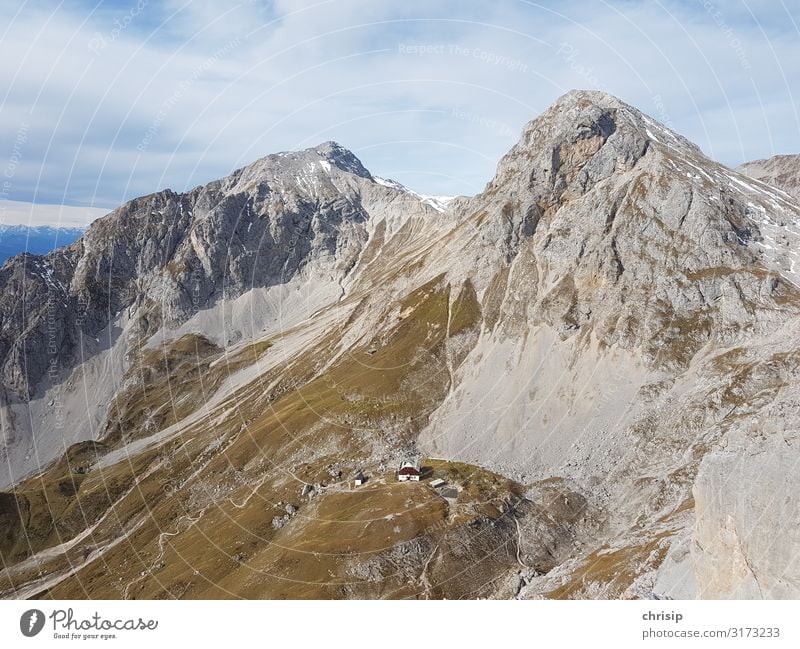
[0,224,85,264]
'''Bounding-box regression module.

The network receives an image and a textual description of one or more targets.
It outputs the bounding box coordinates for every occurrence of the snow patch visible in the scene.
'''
[373,176,454,212]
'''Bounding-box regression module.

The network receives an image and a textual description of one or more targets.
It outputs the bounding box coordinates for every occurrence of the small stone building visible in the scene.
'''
[397,458,421,481]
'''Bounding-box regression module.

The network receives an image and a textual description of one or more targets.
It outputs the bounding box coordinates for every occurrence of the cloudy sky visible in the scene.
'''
[1,0,798,226]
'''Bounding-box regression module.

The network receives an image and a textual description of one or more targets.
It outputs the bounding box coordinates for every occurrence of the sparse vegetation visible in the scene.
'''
[448,279,481,337]
[547,532,674,599]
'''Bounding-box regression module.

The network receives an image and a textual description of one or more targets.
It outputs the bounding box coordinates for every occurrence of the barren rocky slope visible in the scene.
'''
[738,154,800,200]
[2,91,799,599]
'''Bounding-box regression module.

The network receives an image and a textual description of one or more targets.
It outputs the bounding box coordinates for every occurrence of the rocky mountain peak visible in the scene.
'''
[311,140,373,178]
[224,140,371,194]
[0,135,440,403]
[485,90,705,202]
[539,90,703,155]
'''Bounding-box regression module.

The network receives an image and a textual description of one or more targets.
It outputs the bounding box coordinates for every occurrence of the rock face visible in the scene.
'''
[738,154,800,200]
[1,91,800,600]
[0,142,440,486]
[0,141,436,399]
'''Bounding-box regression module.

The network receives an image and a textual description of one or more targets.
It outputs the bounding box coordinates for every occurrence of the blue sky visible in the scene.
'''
[1,0,799,225]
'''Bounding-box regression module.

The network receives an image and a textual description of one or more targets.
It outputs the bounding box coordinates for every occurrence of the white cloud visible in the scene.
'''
[0,200,108,228]
[0,0,797,223]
